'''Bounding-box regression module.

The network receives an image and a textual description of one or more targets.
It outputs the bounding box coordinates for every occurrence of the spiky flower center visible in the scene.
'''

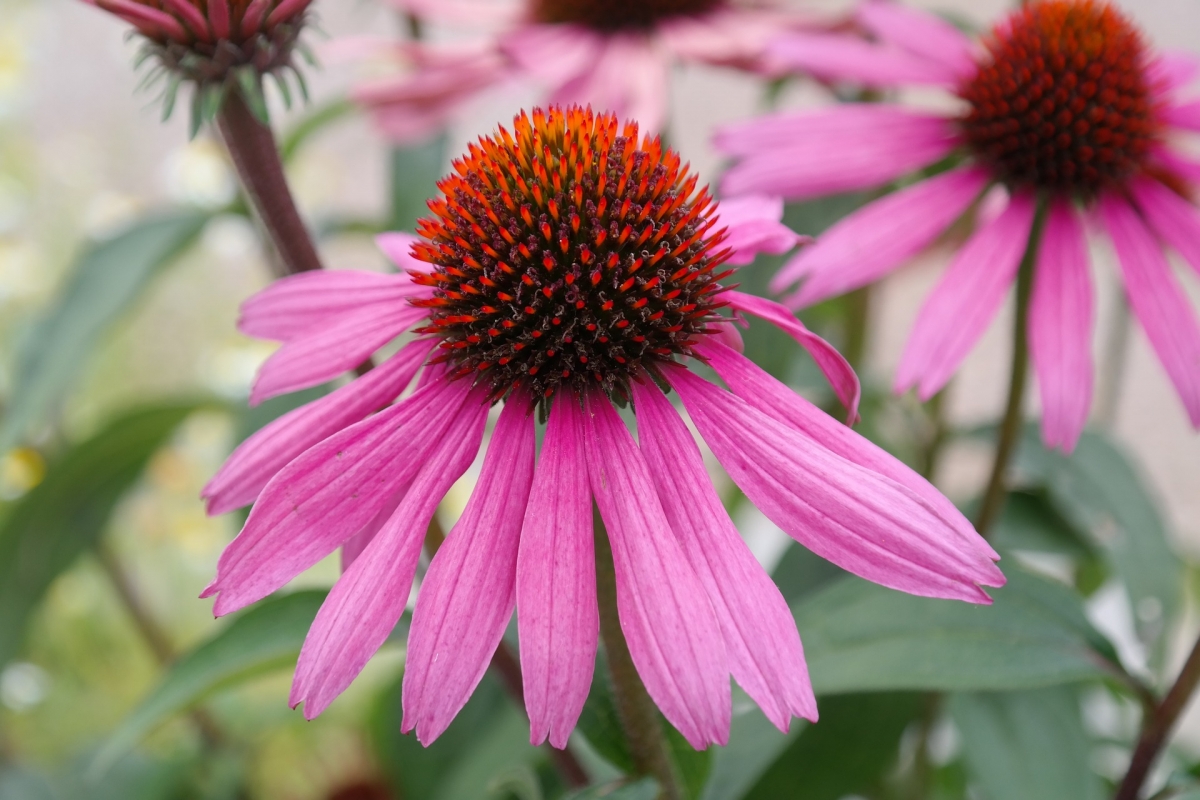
[531,0,723,30]
[410,107,731,402]
[959,0,1159,197]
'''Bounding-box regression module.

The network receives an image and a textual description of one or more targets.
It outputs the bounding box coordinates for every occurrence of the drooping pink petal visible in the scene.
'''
[725,291,860,422]
[201,376,475,616]
[896,192,1037,400]
[249,304,427,405]
[584,392,730,749]
[669,365,1002,603]
[290,388,490,719]
[632,381,816,731]
[203,338,434,515]
[716,106,959,200]
[713,195,808,266]
[776,167,990,304]
[376,232,435,276]
[547,33,670,135]
[402,396,536,744]
[1099,194,1200,427]
[517,397,598,749]
[696,340,998,563]
[1164,99,1200,132]
[1029,201,1094,452]
[1149,51,1200,94]
[767,32,960,88]
[239,269,427,342]
[1150,145,1200,186]
[657,7,812,66]
[341,485,408,572]
[855,1,977,78]
[1130,176,1200,280]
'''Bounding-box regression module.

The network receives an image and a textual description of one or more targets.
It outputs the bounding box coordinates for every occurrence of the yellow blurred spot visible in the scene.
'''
[0,446,45,500]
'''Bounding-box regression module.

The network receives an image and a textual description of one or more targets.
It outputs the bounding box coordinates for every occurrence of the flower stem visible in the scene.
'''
[974,201,1047,538]
[216,88,324,278]
[920,387,949,482]
[842,285,872,372]
[593,510,684,800]
[1096,293,1132,429]
[1115,633,1200,800]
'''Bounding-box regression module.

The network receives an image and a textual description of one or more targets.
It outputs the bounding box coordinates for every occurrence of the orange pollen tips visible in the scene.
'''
[411,106,729,401]
[531,0,722,30]
[958,0,1159,197]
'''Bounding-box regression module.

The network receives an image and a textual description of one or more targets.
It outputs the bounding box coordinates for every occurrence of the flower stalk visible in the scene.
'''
[593,511,684,800]
[974,199,1048,537]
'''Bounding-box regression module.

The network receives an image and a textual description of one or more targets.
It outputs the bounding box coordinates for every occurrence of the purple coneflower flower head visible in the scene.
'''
[201,106,1003,749]
[354,0,819,142]
[717,0,1200,451]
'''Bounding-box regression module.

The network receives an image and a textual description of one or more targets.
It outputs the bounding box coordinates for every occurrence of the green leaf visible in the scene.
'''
[796,567,1118,695]
[0,211,209,452]
[389,135,448,232]
[699,701,802,800]
[770,543,847,606]
[742,693,925,800]
[991,490,1093,560]
[1013,427,1182,647]
[93,590,327,774]
[665,724,713,800]
[950,687,1104,800]
[0,402,206,667]
[562,778,659,800]
[576,654,636,774]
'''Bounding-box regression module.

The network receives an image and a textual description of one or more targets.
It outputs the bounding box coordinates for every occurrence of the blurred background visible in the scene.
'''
[2,0,1199,798]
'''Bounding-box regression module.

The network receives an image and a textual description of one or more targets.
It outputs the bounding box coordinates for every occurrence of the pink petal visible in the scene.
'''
[725,292,860,422]
[202,376,477,616]
[1130,176,1200,280]
[501,24,604,85]
[95,0,190,40]
[1149,51,1200,94]
[549,33,670,134]
[1029,201,1094,452]
[716,106,958,200]
[290,388,490,719]
[632,380,816,731]
[203,338,434,515]
[714,195,807,266]
[376,232,435,276]
[161,0,212,39]
[767,32,959,88]
[239,269,427,342]
[249,304,427,406]
[696,340,998,563]
[341,486,408,572]
[657,8,806,66]
[207,0,230,39]
[517,397,598,749]
[1164,99,1200,133]
[1099,194,1200,427]
[777,167,990,304]
[855,1,977,78]
[896,191,1037,400]
[584,392,731,749]
[669,365,1002,603]
[402,396,536,744]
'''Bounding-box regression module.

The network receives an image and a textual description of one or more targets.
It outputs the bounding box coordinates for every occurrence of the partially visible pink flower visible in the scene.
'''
[716,0,1200,452]
[202,107,1002,750]
[354,0,821,141]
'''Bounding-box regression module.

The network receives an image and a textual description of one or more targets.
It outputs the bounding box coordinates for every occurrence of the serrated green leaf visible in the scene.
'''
[389,135,448,232]
[796,567,1118,695]
[0,402,207,667]
[92,590,327,774]
[0,211,209,452]
[562,778,659,800]
[950,687,1104,800]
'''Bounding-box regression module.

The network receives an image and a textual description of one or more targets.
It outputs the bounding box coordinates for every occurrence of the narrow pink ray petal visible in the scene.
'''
[1164,100,1200,132]
[696,340,998,562]
[249,304,426,405]
[1150,145,1200,186]
[207,0,231,39]
[1149,52,1200,94]
[291,388,490,719]
[549,34,670,135]
[202,339,433,515]
[376,232,435,276]
[777,167,990,303]
[714,195,807,266]
[341,485,408,572]
[96,0,190,40]
[633,381,816,731]
[768,32,959,88]
[518,397,598,749]
[1099,194,1200,427]
[584,393,731,749]
[201,376,474,616]
[896,192,1037,400]
[856,1,977,78]
[716,106,958,200]
[161,0,212,39]
[725,292,860,422]
[669,366,1002,602]
[657,8,808,66]
[1131,176,1200,280]
[1029,201,1094,453]
[501,24,605,92]
[266,0,312,27]
[238,269,427,342]
[402,396,536,744]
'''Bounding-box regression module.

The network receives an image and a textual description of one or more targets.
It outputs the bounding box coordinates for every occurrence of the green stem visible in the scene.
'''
[1095,293,1132,430]
[920,387,949,482]
[974,200,1048,538]
[594,510,684,800]
[843,285,872,373]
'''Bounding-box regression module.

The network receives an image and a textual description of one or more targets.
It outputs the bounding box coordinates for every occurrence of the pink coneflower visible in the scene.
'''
[354,0,818,142]
[717,0,1200,451]
[201,107,1003,749]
